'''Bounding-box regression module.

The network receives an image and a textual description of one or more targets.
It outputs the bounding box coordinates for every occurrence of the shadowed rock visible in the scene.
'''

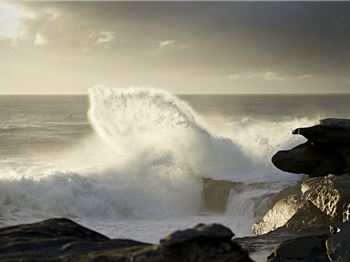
[267,235,329,262]
[0,218,252,262]
[272,118,350,177]
[326,221,350,262]
[293,118,350,145]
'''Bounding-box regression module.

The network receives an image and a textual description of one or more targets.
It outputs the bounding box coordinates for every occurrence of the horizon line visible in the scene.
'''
[1,92,350,96]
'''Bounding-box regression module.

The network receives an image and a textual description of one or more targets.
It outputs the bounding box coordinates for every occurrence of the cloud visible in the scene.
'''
[88,31,115,43]
[141,39,187,55]
[228,73,240,80]
[34,33,48,46]
[260,71,285,81]
[297,74,313,79]
[0,3,34,41]
[229,71,286,81]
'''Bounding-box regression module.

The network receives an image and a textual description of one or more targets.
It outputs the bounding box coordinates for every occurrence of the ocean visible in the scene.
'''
[1,88,350,259]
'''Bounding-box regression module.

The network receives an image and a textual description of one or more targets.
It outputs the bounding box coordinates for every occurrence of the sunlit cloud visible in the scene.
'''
[0,3,34,40]
[229,71,286,81]
[141,39,187,55]
[34,33,48,46]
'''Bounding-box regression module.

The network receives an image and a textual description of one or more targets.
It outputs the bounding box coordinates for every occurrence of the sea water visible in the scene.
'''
[1,88,349,255]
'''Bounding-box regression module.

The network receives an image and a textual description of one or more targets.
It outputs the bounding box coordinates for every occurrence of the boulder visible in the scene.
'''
[267,235,329,262]
[0,218,252,262]
[254,175,350,235]
[272,142,345,177]
[253,194,331,235]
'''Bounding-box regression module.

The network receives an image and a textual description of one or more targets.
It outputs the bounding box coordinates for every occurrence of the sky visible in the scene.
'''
[0,1,350,94]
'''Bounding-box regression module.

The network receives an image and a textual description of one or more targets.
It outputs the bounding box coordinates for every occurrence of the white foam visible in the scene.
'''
[0,87,314,227]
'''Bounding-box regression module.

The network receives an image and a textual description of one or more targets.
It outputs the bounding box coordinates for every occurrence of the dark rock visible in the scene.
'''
[272,142,345,177]
[326,221,350,262]
[272,118,350,177]
[151,223,252,262]
[0,218,252,262]
[160,223,233,246]
[267,235,329,262]
[293,118,350,145]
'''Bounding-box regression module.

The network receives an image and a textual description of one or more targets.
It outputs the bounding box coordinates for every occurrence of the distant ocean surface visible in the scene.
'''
[1,90,350,259]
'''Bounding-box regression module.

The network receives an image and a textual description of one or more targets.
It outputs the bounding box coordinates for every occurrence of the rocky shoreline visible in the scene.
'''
[0,218,252,261]
[250,118,350,261]
[2,118,350,261]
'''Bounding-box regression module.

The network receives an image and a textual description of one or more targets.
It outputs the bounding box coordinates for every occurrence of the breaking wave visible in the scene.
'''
[0,87,316,228]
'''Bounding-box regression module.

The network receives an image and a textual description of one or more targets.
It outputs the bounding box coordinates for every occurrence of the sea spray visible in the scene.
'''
[0,87,314,231]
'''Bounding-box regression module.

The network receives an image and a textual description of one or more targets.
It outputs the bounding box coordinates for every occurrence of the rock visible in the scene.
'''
[267,235,329,262]
[201,178,244,213]
[0,218,149,261]
[160,223,233,246]
[272,118,350,177]
[0,218,252,262]
[301,176,350,221]
[153,223,252,262]
[293,118,350,145]
[343,202,350,222]
[253,194,331,235]
[253,194,307,235]
[326,221,350,262]
[272,142,345,177]
[254,175,350,235]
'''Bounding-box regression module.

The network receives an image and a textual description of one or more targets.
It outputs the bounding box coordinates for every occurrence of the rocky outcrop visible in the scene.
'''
[265,221,350,262]
[272,118,350,177]
[255,118,350,261]
[0,218,252,262]
[253,175,350,235]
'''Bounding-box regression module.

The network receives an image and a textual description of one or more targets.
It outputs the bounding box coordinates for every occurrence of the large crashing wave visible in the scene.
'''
[0,87,313,226]
[88,86,258,180]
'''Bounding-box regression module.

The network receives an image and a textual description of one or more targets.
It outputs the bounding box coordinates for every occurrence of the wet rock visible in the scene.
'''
[0,218,252,262]
[267,235,329,262]
[201,178,243,213]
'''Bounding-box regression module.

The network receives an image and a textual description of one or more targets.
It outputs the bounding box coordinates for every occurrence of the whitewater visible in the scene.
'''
[0,87,329,244]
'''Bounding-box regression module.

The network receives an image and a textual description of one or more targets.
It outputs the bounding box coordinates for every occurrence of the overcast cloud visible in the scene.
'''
[0,2,350,94]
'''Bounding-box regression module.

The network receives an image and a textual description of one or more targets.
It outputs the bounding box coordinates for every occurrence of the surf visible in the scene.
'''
[0,87,315,234]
